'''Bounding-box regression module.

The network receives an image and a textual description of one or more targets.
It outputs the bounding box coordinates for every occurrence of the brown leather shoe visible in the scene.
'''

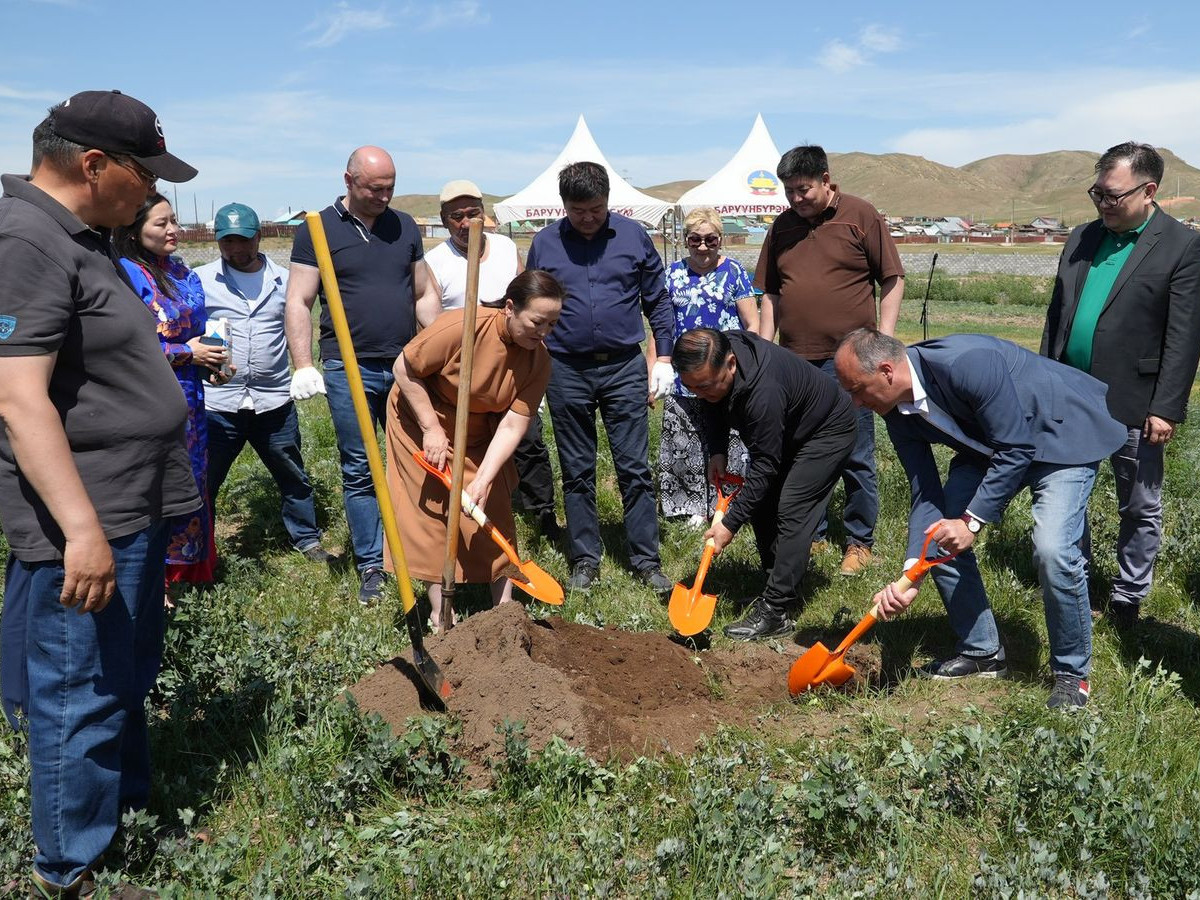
[810,540,831,556]
[838,544,873,576]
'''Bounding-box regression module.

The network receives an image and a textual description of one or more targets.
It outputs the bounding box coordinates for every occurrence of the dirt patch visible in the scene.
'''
[350,603,882,768]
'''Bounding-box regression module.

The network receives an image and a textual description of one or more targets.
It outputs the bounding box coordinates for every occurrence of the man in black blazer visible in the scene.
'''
[1042,142,1200,628]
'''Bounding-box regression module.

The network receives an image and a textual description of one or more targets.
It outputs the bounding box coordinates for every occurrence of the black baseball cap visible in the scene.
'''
[50,90,197,183]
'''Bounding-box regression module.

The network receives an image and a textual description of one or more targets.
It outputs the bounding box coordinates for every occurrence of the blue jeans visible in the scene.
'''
[1,522,168,889]
[918,457,1098,677]
[323,358,394,573]
[206,402,322,551]
[814,358,878,548]
[546,349,660,571]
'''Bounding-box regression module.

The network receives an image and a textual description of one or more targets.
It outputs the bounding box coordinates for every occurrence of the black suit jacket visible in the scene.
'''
[1041,204,1200,427]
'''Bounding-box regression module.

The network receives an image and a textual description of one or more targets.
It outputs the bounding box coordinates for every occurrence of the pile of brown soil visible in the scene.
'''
[350,603,881,766]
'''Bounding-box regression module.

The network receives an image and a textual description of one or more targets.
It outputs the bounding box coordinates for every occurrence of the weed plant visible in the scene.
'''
[2,300,1200,895]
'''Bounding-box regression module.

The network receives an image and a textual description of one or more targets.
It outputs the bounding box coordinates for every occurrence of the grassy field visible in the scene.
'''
[3,294,1200,896]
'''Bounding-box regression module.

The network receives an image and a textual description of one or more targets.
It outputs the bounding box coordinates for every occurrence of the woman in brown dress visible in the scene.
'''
[387,269,564,629]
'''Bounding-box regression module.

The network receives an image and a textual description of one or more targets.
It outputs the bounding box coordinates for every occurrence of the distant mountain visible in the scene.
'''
[392,149,1200,227]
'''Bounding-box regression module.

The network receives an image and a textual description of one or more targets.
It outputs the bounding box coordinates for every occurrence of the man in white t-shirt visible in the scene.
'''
[196,203,332,562]
[417,179,523,321]
[416,179,560,540]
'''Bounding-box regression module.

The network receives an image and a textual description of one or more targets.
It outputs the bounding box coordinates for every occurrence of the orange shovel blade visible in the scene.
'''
[668,582,717,636]
[510,559,564,606]
[788,642,836,695]
[810,658,857,688]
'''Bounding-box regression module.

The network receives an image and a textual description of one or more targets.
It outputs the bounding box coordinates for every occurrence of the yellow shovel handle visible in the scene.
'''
[305,212,418,617]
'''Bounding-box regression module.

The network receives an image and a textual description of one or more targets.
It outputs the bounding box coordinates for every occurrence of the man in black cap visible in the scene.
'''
[0,90,198,897]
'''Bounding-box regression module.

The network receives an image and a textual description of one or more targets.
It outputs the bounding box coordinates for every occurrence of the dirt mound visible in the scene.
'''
[350,603,881,766]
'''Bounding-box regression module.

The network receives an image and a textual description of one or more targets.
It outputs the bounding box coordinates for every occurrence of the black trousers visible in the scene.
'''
[752,406,858,611]
[512,410,556,517]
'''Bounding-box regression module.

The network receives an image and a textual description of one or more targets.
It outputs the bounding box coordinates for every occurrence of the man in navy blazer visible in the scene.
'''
[1042,142,1200,628]
[834,329,1127,708]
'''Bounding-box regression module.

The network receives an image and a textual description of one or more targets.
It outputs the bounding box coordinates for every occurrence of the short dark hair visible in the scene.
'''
[1096,141,1164,184]
[777,145,829,182]
[558,161,609,204]
[32,103,87,170]
[837,326,906,371]
[672,328,730,376]
[505,269,566,312]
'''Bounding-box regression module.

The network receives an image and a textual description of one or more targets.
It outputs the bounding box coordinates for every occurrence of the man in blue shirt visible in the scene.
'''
[197,203,332,564]
[526,162,675,592]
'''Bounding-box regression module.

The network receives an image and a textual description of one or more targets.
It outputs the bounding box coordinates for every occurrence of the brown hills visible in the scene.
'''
[391,149,1200,228]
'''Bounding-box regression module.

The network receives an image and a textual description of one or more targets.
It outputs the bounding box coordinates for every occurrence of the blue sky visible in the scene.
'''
[3,0,1198,221]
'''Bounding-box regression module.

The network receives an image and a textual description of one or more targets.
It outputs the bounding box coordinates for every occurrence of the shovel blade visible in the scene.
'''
[509,558,564,606]
[788,642,836,696]
[668,582,717,636]
[811,659,857,688]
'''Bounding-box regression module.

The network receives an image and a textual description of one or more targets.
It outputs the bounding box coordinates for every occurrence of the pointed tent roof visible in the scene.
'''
[494,116,671,226]
[677,114,788,217]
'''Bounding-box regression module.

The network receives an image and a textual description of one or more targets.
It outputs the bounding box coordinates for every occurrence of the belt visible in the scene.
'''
[551,346,639,363]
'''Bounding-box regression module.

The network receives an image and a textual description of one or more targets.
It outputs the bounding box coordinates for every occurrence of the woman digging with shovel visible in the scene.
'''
[387,269,564,631]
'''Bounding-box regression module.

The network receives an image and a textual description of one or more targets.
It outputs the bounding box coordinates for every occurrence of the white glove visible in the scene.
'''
[649,360,675,400]
[290,366,326,400]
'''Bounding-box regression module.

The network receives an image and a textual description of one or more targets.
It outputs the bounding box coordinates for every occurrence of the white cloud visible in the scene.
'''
[888,78,1200,167]
[413,0,489,31]
[304,2,393,48]
[819,24,901,72]
[818,40,863,73]
[860,24,901,53]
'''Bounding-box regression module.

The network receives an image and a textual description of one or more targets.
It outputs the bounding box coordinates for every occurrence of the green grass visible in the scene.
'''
[3,295,1200,895]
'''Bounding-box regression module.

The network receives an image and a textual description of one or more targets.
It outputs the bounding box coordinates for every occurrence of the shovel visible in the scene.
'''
[413,452,564,606]
[667,474,744,636]
[787,532,958,696]
[305,213,451,707]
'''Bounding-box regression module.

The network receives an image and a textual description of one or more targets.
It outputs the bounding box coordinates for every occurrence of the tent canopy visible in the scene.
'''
[494,116,671,226]
[677,114,787,217]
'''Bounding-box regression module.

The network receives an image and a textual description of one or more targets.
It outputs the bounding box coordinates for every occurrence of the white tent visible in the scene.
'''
[494,116,671,227]
[677,114,787,217]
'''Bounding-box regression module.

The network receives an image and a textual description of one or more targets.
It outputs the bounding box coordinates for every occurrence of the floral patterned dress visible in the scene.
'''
[120,255,216,583]
[659,257,755,520]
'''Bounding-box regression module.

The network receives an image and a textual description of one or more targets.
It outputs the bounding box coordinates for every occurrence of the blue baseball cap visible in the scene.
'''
[214,202,260,239]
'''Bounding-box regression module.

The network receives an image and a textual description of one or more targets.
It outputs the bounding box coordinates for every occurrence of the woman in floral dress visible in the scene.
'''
[656,208,758,526]
[116,194,230,588]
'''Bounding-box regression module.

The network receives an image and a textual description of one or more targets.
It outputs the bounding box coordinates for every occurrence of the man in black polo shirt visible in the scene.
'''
[673,328,858,639]
[285,146,428,606]
[0,90,200,897]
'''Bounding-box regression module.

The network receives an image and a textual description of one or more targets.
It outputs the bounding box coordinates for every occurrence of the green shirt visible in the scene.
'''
[1063,211,1155,372]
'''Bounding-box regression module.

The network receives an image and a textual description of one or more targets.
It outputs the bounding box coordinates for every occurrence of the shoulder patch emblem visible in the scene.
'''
[0,316,15,340]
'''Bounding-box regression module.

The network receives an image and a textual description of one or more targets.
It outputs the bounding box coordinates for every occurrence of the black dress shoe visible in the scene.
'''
[723,599,793,641]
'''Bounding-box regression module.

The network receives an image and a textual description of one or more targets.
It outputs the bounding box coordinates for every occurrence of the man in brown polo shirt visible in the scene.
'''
[754,145,904,575]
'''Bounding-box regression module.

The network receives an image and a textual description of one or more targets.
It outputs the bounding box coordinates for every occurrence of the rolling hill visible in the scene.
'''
[391,149,1200,227]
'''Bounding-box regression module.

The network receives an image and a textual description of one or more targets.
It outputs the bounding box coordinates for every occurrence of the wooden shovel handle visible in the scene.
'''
[442,218,484,592]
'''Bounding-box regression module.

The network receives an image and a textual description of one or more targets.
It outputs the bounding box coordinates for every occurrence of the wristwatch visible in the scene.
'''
[960,513,983,534]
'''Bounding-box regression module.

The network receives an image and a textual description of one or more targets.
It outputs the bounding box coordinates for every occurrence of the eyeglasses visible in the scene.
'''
[686,233,721,248]
[447,207,483,223]
[106,154,157,187]
[1087,182,1150,208]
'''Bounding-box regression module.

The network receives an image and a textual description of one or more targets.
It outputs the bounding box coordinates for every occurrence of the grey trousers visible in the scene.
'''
[1091,426,1164,606]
